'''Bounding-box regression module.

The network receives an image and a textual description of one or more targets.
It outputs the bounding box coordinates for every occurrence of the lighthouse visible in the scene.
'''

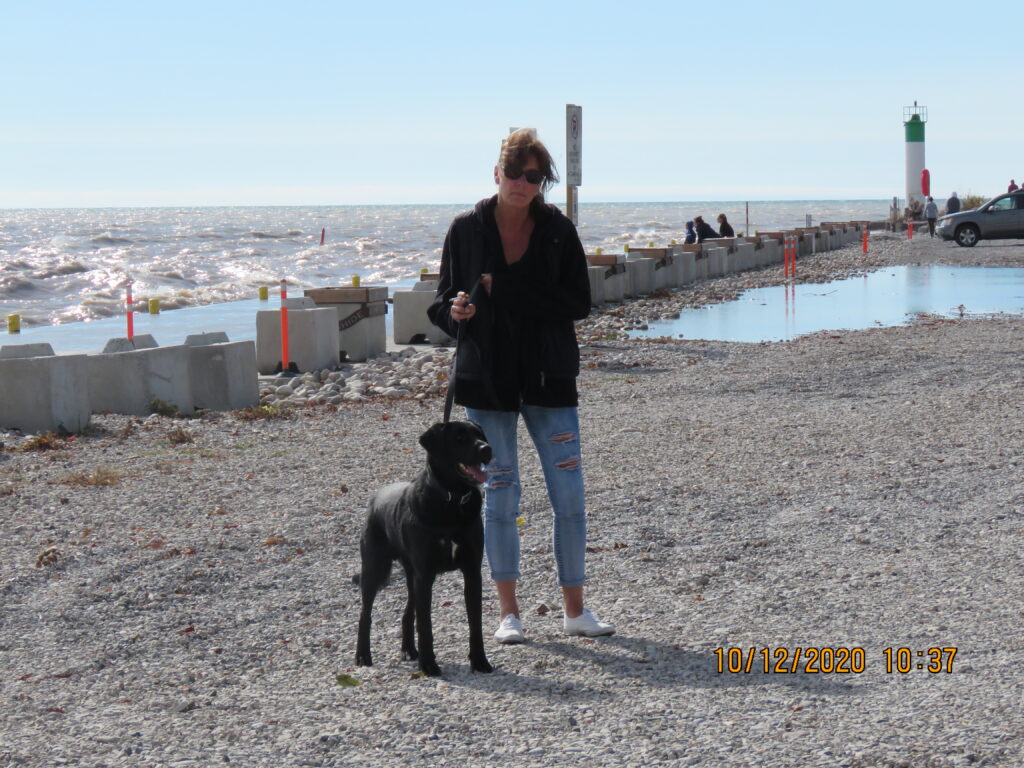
[903,102,928,210]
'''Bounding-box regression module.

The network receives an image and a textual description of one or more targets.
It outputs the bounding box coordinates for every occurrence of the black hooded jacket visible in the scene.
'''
[427,196,591,411]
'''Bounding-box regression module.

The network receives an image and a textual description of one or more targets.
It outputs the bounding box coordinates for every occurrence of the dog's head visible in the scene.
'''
[419,420,492,486]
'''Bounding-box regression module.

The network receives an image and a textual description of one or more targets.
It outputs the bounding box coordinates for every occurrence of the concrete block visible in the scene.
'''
[188,341,259,412]
[102,334,158,353]
[185,332,230,346]
[0,354,91,433]
[627,248,676,290]
[303,287,388,362]
[695,253,708,280]
[624,257,655,296]
[673,249,696,285]
[603,264,627,302]
[88,345,194,417]
[586,267,605,307]
[393,288,452,345]
[587,256,628,303]
[734,242,755,272]
[705,247,727,278]
[256,307,340,374]
[1,343,55,359]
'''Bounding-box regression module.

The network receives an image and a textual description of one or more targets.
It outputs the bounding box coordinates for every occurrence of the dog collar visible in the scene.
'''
[426,474,476,506]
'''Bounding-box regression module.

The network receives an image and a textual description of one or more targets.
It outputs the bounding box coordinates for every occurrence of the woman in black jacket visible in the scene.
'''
[693,215,720,242]
[716,213,735,238]
[427,128,614,644]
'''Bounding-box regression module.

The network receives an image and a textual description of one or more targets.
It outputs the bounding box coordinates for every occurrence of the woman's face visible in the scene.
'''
[495,154,542,210]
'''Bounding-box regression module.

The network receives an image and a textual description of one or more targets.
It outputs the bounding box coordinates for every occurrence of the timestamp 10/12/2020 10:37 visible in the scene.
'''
[713,647,958,675]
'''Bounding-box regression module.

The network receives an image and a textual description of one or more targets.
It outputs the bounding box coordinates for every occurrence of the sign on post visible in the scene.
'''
[566,105,582,186]
[566,104,582,226]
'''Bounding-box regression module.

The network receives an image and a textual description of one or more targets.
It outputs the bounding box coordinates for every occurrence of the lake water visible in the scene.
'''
[629,266,1024,343]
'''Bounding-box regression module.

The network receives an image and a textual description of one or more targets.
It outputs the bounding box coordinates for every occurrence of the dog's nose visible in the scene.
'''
[479,443,492,464]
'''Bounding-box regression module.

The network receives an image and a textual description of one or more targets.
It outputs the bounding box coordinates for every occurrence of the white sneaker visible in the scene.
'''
[494,614,525,644]
[563,609,615,637]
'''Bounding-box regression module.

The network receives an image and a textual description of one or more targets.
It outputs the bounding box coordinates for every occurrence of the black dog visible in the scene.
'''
[355,420,493,677]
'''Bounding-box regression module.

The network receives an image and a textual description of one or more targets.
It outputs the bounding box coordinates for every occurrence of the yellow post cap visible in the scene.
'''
[351,274,361,287]
[7,314,20,333]
[258,286,269,300]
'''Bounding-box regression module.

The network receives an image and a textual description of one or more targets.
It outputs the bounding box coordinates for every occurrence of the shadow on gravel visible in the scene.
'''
[537,635,863,696]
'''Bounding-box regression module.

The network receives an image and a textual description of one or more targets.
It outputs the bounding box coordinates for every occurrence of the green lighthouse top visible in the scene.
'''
[903,103,927,142]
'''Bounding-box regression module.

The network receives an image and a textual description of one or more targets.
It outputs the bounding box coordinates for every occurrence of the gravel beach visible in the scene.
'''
[1,233,1022,768]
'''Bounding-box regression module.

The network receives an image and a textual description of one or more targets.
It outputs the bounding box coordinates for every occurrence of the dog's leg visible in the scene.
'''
[412,573,442,677]
[401,566,418,661]
[355,546,391,667]
[462,562,493,673]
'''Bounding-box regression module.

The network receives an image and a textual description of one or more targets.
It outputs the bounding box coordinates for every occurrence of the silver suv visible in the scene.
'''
[936,191,1024,246]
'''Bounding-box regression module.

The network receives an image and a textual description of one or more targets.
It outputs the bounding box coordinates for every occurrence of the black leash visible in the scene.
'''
[442,279,501,423]
[442,320,464,424]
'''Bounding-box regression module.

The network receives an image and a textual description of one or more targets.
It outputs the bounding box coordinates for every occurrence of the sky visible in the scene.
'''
[2,0,1022,208]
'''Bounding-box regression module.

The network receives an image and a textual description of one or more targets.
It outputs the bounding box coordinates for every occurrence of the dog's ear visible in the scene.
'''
[468,420,488,441]
[419,422,447,453]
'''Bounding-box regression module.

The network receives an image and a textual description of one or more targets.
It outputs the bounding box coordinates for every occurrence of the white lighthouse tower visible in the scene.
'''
[903,102,928,210]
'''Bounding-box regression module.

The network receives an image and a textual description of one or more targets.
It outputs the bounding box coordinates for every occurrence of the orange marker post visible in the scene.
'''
[908,221,914,240]
[862,227,869,254]
[279,279,290,372]
[126,281,134,341]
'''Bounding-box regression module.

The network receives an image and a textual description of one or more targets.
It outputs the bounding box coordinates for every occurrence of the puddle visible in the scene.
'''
[628,266,1024,343]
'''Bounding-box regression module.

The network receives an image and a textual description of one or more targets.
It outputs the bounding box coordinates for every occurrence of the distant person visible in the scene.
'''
[924,196,938,237]
[716,214,735,238]
[1009,179,1019,193]
[693,216,719,243]
[683,220,696,244]
[946,191,961,214]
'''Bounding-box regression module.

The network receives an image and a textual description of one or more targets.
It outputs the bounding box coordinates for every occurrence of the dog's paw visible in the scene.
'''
[402,647,419,661]
[355,653,373,667]
[470,656,493,674]
[419,659,442,677]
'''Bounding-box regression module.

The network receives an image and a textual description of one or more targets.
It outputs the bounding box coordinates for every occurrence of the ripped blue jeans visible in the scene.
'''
[465,405,587,588]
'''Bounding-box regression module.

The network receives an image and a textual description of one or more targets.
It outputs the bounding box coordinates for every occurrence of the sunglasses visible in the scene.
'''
[502,165,545,185]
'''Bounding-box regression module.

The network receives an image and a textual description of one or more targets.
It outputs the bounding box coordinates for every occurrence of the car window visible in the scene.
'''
[989,197,1015,212]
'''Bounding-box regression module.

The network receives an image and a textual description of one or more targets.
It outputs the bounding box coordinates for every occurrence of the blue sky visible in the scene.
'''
[2,0,1022,207]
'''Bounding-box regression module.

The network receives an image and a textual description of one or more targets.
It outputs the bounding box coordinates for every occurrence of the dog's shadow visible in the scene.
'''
[433,633,861,699]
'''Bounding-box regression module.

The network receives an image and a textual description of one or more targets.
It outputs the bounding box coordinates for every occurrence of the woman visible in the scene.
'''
[716,213,735,238]
[693,215,720,243]
[427,128,614,644]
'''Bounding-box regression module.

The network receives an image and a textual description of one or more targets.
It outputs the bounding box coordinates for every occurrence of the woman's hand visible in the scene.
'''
[481,273,493,295]
[450,291,476,323]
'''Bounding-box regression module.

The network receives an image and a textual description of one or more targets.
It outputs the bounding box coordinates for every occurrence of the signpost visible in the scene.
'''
[566,104,582,226]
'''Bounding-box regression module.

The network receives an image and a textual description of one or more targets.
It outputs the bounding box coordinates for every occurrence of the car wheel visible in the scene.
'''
[954,224,979,247]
